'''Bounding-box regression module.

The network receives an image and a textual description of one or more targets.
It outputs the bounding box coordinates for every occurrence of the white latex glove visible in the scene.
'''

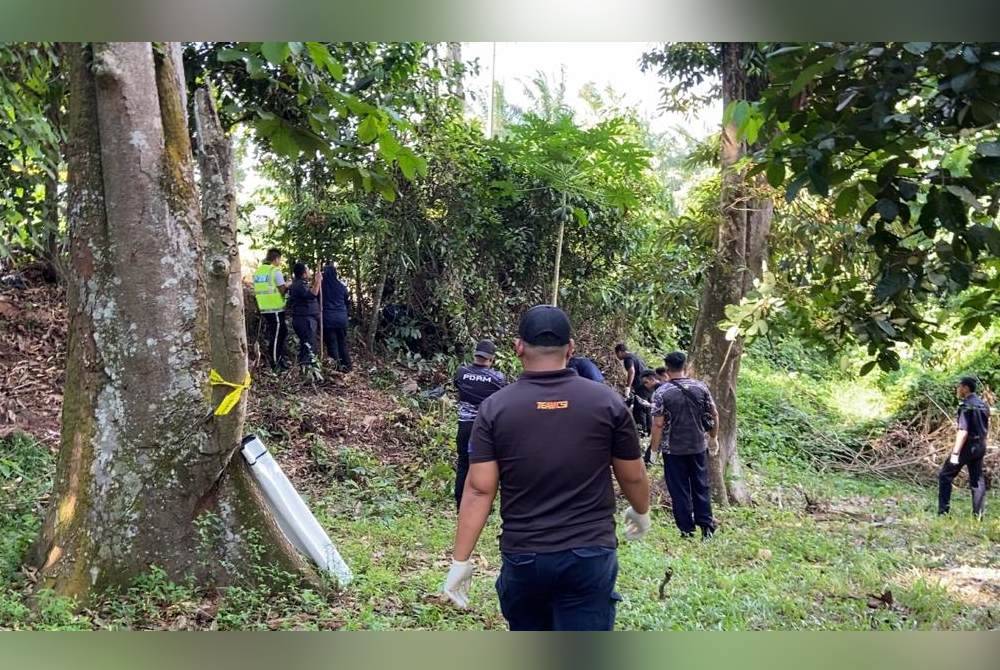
[443,559,474,609]
[623,507,651,541]
[949,452,960,465]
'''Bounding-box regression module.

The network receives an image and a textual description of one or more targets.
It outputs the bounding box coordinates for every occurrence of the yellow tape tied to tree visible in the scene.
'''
[209,369,251,416]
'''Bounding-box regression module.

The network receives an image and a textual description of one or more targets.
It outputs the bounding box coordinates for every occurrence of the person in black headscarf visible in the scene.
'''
[321,264,353,372]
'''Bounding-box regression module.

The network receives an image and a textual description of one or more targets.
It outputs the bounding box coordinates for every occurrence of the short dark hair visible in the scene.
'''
[655,366,667,376]
[664,351,687,372]
[614,343,627,354]
[293,262,307,278]
[640,369,657,380]
[959,376,978,393]
[265,248,282,263]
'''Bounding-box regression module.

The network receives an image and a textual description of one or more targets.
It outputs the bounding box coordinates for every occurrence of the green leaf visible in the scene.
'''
[572,207,589,227]
[397,150,420,180]
[790,55,838,96]
[976,141,1000,157]
[269,126,299,158]
[834,187,859,216]
[859,360,877,376]
[875,198,899,222]
[874,269,909,300]
[217,48,249,63]
[785,173,809,203]
[260,42,291,65]
[903,42,932,55]
[945,184,984,213]
[377,181,397,202]
[949,69,977,93]
[378,133,401,161]
[357,115,380,144]
[766,159,786,188]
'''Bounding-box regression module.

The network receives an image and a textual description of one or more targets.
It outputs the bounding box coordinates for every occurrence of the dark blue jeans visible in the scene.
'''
[495,546,621,631]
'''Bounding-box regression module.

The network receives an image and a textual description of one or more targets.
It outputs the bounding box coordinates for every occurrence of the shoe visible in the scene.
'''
[700,526,714,541]
[680,531,695,540]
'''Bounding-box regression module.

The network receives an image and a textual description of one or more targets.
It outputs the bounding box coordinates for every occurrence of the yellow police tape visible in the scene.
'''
[208,369,251,416]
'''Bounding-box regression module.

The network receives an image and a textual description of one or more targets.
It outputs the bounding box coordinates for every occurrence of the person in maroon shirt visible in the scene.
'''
[441,305,651,631]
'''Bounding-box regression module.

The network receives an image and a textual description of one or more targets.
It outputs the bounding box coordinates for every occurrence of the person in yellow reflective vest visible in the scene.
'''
[253,248,290,371]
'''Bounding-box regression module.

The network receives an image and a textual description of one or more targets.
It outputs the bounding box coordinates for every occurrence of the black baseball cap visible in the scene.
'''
[518,305,571,346]
[474,340,497,358]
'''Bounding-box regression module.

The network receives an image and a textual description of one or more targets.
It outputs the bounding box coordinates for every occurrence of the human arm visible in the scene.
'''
[624,361,635,395]
[649,415,665,459]
[452,461,499,561]
[274,269,288,296]
[309,267,322,296]
[613,457,650,515]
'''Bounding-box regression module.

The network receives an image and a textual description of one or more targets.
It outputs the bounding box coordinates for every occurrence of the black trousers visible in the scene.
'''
[261,310,289,368]
[664,451,714,534]
[291,314,319,365]
[455,421,473,510]
[323,322,353,370]
[938,442,986,516]
[630,389,651,436]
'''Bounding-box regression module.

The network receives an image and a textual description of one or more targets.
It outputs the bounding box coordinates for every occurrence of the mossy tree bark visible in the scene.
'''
[689,42,772,507]
[32,43,314,604]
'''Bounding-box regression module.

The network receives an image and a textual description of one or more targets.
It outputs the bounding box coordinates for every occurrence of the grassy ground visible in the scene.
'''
[1,353,997,630]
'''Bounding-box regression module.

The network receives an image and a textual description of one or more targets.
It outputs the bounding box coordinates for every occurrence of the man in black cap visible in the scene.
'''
[442,305,651,630]
[452,339,507,509]
[938,376,990,520]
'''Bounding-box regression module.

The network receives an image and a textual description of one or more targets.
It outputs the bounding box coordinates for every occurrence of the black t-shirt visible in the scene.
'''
[287,278,320,318]
[469,367,641,554]
[958,393,990,447]
[621,353,646,390]
[454,363,507,423]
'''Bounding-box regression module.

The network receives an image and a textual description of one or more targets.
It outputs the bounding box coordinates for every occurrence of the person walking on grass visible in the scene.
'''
[452,339,506,510]
[650,351,719,540]
[938,376,990,520]
[443,305,651,631]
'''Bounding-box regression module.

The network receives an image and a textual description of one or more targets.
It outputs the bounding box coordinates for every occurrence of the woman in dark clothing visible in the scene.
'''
[321,264,353,372]
[287,262,322,367]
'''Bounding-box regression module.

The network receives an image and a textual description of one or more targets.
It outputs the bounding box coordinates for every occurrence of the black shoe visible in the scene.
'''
[700,526,714,541]
[680,531,695,540]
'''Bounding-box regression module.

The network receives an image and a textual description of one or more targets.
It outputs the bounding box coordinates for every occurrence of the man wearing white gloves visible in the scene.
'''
[443,305,651,630]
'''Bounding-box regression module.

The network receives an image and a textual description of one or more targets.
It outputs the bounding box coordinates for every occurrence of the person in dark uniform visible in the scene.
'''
[567,355,605,383]
[321,264,353,372]
[638,369,664,466]
[938,376,990,520]
[452,340,506,509]
[650,351,719,539]
[286,262,322,374]
[443,305,651,631]
[614,343,650,436]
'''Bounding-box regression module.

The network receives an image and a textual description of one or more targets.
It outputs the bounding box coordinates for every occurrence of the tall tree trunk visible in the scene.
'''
[688,42,772,507]
[551,191,567,306]
[32,43,313,604]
